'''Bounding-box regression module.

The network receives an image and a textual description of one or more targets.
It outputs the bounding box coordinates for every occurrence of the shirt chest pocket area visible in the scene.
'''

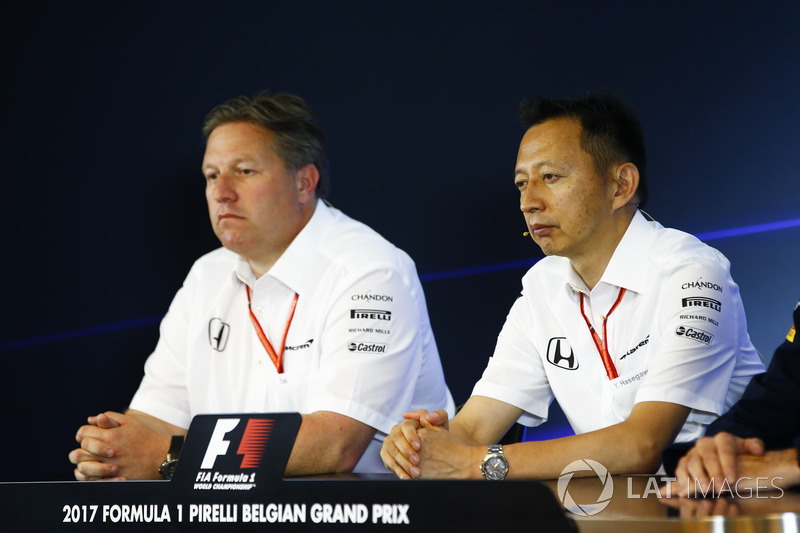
[280,336,318,376]
[601,367,651,425]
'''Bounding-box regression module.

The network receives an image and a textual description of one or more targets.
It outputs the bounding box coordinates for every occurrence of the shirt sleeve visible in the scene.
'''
[471,293,553,427]
[633,255,758,423]
[306,261,453,436]
[128,271,197,429]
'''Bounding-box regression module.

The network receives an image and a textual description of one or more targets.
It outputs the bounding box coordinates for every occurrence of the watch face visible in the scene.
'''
[484,456,508,480]
[160,460,178,480]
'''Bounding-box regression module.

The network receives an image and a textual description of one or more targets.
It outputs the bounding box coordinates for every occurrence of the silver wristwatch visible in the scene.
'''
[479,444,509,480]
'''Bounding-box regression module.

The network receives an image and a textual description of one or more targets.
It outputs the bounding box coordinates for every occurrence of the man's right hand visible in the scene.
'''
[660,432,765,497]
[380,409,449,479]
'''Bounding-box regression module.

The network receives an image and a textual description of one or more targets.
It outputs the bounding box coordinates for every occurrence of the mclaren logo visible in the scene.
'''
[285,339,313,351]
[547,337,578,370]
[208,318,230,352]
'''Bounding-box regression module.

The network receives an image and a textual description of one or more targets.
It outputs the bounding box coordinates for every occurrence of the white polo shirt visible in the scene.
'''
[472,211,764,443]
[130,200,455,472]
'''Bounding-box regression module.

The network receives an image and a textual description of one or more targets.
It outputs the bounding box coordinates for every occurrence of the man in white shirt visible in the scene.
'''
[381,93,764,480]
[69,91,454,479]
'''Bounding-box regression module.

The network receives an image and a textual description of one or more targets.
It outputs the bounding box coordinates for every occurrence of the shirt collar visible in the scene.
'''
[600,210,654,294]
[565,210,654,296]
[232,199,330,295]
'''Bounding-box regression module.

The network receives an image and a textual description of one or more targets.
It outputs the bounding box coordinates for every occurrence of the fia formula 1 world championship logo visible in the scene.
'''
[557,460,614,516]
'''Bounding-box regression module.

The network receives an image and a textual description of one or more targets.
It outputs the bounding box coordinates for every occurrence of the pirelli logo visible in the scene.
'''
[681,297,721,312]
[350,309,392,321]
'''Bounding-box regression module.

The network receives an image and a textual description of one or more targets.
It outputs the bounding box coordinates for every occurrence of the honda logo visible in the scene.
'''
[208,318,230,352]
[546,337,578,370]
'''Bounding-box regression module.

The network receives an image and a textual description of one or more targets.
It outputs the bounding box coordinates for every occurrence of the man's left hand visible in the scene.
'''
[416,418,482,479]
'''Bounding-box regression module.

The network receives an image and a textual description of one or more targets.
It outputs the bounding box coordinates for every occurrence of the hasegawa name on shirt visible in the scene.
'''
[62,502,411,525]
[611,369,649,390]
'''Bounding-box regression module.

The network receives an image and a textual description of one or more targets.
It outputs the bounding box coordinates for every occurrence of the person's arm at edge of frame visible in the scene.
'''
[660,432,800,497]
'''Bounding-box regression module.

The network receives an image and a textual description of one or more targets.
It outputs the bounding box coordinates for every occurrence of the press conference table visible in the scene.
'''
[2,474,797,532]
[3,414,797,531]
[539,474,800,533]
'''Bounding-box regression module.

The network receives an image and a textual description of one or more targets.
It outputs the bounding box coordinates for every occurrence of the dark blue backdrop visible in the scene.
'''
[1,1,798,481]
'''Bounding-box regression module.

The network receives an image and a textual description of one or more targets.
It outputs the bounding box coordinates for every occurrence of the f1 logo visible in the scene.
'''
[200,418,274,470]
[546,337,578,370]
[201,418,239,469]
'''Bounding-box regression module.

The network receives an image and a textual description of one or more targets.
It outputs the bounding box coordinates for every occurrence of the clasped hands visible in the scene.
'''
[69,411,171,481]
[659,432,799,517]
[660,432,798,500]
[380,409,481,479]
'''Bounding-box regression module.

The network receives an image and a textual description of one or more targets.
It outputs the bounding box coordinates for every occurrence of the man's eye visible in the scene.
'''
[205,173,218,180]
[515,180,526,190]
[542,173,559,182]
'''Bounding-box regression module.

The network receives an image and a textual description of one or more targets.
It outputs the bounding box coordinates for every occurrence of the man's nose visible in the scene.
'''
[520,182,544,212]
[211,172,237,202]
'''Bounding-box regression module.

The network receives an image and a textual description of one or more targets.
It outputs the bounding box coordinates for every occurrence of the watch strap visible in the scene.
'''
[480,444,508,480]
[166,435,184,461]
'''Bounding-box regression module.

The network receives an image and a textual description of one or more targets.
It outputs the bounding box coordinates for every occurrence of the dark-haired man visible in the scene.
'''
[69,91,454,480]
[381,93,763,480]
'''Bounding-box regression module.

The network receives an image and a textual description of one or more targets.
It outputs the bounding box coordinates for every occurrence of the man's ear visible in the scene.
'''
[295,164,320,204]
[611,162,640,210]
